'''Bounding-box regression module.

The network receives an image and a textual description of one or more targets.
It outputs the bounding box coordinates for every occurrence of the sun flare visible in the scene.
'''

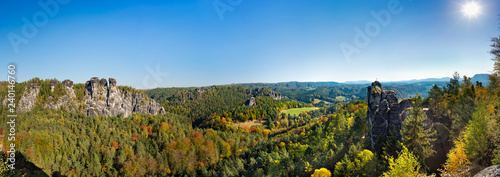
[462,1,481,18]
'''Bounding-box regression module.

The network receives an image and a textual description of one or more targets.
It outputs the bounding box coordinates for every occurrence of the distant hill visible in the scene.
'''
[233,74,489,89]
[390,77,451,84]
[386,73,490,85]
[471,73,490,85]
[235,81,341,88]
[342,80,372,85]
[230,73,490,103]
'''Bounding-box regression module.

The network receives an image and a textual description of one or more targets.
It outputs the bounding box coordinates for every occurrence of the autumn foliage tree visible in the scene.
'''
[382,145,422,177]
[439,137,471,176]
[311,168,332,177]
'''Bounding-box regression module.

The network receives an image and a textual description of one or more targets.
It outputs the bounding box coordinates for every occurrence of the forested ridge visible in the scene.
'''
[144,86,311,130]
[237,81,448,105]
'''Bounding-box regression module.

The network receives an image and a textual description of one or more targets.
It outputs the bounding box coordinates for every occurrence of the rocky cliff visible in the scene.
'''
[268,90,288,100]
[45,79,77,111]
[83,77,165,117]
[243,89,287,106]
[474,165,500,177]
[366,81,412,150]
[4,77,165,118]
[245,97,256,106]
[17,82,41,112]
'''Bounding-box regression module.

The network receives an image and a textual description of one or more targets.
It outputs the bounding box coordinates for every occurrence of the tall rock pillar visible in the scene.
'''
[366,81,411,150]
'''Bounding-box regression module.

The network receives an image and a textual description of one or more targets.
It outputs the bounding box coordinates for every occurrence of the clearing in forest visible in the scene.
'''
[281,107,319,116]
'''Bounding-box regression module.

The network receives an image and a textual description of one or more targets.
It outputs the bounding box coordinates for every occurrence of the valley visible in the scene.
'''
[1,0,499,176]
[0,71,498,176]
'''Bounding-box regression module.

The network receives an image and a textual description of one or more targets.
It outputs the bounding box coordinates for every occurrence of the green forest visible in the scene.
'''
[0,24,500,177]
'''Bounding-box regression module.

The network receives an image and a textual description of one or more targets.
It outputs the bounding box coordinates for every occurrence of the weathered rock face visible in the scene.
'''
[474,165,500,177]
[366,81,412,150]
[5,77,165,118]
[50,80,58,92]
[17,83,40,112]
[83,77,165,117]
[425,122,452,173]
[106,78,131,117]
[131,92,162,116]
[84,77,109,116]
[62,79,75,98]
[1,97,7,106]
[269,91,288,100]
[159,107,166,114]
[245,97,256,106]
[194,87,205,100]
[195,87,205,93]
[45,79,77,111]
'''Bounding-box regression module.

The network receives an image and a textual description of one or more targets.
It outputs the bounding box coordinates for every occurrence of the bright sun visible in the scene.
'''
[462,1,481,18]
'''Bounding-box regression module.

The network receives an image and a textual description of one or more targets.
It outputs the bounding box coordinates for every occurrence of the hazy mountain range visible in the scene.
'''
[236,73,490,88]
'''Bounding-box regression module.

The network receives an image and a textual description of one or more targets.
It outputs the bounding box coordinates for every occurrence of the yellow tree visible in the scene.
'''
[439,137,471,176]
[463,102,497,165]
[382,145,421,177]
[311,168,331,177]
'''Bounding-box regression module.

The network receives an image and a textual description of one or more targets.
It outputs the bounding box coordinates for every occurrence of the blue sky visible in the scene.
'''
[1,0,499,88]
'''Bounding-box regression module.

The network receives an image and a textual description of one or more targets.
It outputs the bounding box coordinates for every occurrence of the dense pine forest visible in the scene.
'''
[0,25,500,177]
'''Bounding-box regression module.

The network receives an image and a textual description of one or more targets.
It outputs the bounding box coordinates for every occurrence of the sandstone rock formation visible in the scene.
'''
[245,97,256,106]
[4,77,165,118]
[425,122,452,173]
[474,165,500,177]
[244,88,288,100]
[17,83,40,112]
[50,80,58,92]
[366,81,412,150]
[83,77,164,117]
[45,79,77,111]
[243,89,287,106]
[62,79,76,98]
[269,91,288,100]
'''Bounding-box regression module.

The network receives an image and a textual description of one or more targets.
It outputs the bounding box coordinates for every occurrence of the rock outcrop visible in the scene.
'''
[425,122,452,173]
[242,89,287,106]
[45,79,77,110]
[366,81,412,150]
[269,91,288,100]
[50,80,58,92]
[245,97,256,106]
[83,77,164,117]
[4,77,165,118]
[62,79,76,98]
[17,83,40,112]
[474,165,500,177]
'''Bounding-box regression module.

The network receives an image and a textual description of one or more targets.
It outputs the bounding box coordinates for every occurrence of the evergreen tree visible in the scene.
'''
[402,94,436,172]
[490,30,500,74]
[489,28,500,92]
